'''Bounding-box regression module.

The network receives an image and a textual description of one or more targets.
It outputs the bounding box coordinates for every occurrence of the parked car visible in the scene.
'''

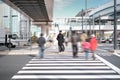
[100,38,106,43]
[106,38,112,43]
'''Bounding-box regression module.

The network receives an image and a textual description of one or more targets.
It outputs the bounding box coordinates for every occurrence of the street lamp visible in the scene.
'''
[113,0,117,50]
[82,9,84,32]
[89,16,92,35]
[92,15,95,34]
[85,0,87,10]
[85,0,87,34]
[99,15,101,40]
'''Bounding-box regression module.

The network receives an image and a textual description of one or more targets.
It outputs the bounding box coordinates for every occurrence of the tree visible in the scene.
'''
[31,32,38,43]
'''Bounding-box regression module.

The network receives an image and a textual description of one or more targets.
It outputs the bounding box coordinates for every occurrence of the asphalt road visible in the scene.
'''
[0,44,120,80]
[0,55,33,80]
[97,43,120,68]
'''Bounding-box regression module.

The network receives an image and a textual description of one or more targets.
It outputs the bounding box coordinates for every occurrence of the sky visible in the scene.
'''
[53,0,112,18]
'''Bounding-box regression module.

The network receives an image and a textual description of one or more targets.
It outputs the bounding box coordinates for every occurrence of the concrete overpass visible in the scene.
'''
[88,0,120,38]
[2,0,54,36]
[89,0,120,19]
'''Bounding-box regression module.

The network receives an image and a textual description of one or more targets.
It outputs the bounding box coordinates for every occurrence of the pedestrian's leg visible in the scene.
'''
[85,51,87,59]
[73,45,77,58]
[58,43,62,52]
[39,47,42,58]
[38,47,41,58]
[92,51,95,60]
[65,42,66,46]
[73,52,77,58]
[41,48,44,58]
[72,45,75,57]
[62,44,65,51]
[85,50,88,60]
[65,42,68,46]
[40,51,43,58]
[76,45,78,57]
[74,45,77,57]
[58,45,61,52]
[39,47,44,58]
[60,45,62,52]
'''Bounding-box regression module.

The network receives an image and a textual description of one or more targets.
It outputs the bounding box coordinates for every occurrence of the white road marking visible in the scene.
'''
[29,60,102,63]
[26,63,105,66]
[22,66,110,69]
[18,70,116,74]
[113,52,120,57]
[32,58,88,61]
[11,55,120,80]
[12,75,120,79]
[95,54,120,74]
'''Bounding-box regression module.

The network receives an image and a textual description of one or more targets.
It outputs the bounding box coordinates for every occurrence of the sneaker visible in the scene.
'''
[73,56,78,58]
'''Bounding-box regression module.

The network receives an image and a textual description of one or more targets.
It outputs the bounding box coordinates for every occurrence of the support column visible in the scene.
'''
[113,0,117,50]
[27,19,32,39]
[28,19,32,38]
[40,24,51,37]
[99,15,101,40]
[9,7,12,34]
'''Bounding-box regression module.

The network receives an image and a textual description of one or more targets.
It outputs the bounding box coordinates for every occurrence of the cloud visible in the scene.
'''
[54,0,74,10]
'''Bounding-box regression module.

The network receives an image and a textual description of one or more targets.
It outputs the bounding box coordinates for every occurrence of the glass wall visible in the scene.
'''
[2,3,19,35]
[0,1,43,39]
[11,9,19,34]
[3,6,10,29]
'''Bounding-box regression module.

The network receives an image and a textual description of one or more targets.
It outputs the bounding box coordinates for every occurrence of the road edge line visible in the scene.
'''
[95,54,120,74]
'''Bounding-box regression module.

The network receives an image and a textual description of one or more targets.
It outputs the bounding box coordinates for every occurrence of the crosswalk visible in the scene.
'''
[11,56,120,80]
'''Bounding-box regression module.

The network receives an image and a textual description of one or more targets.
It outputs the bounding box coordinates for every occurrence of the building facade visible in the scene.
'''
[0,1,41,39]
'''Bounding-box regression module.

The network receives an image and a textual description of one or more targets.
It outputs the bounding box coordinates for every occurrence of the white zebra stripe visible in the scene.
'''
[31,58,92,61]
[26,63,105,66]
[12,75,120,79]
[29,60,102,63]
[22,66,111,70]
[18,70,116,74]
[11,56,120,80]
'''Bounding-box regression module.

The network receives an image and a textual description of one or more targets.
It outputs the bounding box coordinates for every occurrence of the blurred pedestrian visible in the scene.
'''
[65,37,68,46]
[89,34,98,60]
[71,31,78,58]
[37,33,46,58]
[56,30,65,53]
[80,31,88,42]
[81,39,91,60]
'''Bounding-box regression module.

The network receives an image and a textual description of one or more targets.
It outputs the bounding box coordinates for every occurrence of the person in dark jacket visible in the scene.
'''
[71,31,78,58]
[56,30,65,53]
[37,33,46,58]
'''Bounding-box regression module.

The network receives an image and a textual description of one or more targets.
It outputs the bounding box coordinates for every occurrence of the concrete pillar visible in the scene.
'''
[28,19,32,38]
[40,24,51,37]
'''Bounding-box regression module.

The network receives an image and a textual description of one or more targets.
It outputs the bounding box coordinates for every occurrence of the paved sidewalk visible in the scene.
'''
[1,42,73,55]
[0,45,38,55]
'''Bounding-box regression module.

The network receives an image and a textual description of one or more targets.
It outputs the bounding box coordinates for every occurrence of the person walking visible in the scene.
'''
[81,39,91,60]
[65,37,68,46]
[71,31,78,58]
[89,34,98,60]
[56,30,65,53]
[37,33,46,58]
[80,31,88,42]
